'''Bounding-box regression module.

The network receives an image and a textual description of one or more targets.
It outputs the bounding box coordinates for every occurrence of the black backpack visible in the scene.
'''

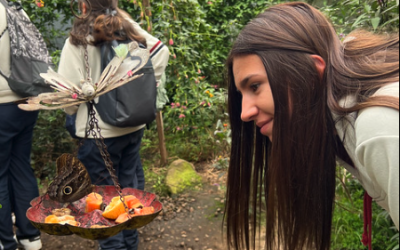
[0,0,53,97]
[94,40,157,127]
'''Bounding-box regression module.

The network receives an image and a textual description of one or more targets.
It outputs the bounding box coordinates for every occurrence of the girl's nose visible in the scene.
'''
[241,96,257,122]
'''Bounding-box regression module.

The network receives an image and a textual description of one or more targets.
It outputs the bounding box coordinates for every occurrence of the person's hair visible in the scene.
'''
[225,2,399,250]
[69,0,146,47]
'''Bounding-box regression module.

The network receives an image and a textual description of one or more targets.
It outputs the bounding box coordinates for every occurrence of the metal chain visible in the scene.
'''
[84,46,91,81]
[87,102,129,212]
[82,48,128,212]
[87,102,122,193]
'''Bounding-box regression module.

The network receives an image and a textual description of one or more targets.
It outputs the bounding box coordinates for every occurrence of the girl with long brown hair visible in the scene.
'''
[58,0,169,249]
[225,2,399,250]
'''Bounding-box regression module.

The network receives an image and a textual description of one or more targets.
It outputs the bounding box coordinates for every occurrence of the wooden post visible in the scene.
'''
[156,111,168,166]
[142,0,152,17]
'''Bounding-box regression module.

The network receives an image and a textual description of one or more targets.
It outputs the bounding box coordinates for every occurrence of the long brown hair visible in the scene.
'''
[225,2,399,250]
[69,0,146,47]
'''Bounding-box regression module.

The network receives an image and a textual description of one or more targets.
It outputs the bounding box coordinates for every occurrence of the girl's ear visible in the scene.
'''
[311,55,326,79]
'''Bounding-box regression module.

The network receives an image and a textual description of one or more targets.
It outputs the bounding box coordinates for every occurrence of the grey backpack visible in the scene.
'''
[0,0,53,97]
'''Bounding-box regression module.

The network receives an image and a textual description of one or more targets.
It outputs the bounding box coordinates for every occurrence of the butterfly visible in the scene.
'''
[18,41,149,111]
[47,153,94,203]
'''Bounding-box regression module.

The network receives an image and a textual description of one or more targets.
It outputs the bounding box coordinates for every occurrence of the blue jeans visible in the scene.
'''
[0,103,40,250]
[78,128,145,250]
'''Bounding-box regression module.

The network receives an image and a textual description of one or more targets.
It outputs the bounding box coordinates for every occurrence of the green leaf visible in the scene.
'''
[371,17,381,31]
[351,13,368,28]
[113,44,129,58]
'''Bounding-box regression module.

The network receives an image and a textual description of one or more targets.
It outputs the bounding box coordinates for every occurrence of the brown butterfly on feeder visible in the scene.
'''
[18,41,149,111]
[47,153,94,203]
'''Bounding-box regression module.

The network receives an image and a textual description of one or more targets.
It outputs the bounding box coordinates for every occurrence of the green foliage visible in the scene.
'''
[321,0,399,34]
[332,170,399,249]
[142,159,169,196]
[16,0,73,50]
[31,110,77,180]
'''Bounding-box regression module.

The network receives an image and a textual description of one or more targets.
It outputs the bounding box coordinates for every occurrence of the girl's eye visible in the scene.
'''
[250,83,260,92]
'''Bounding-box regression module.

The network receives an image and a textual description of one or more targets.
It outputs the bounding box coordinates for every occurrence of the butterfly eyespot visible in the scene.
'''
[63,186,73,195]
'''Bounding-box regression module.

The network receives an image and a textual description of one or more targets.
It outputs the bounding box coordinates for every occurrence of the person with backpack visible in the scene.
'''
[225,2,398,250]
[58,0,169,249]
[0,1,44,250]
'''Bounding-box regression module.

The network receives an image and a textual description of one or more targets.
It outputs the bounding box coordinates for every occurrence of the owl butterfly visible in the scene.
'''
[47,153,94,203]
[18,41,149,111]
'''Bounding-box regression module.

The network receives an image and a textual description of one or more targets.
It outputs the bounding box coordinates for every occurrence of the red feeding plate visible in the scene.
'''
[26,186,163,240]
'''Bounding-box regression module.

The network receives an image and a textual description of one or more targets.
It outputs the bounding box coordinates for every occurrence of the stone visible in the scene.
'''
[165,159,203,195]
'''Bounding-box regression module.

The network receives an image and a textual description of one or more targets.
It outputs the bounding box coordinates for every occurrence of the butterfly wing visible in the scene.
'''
[47,153,93,203]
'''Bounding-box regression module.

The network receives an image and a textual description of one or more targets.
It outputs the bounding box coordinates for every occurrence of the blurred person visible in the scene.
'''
[0,1,42,250]
[58,0,169,249]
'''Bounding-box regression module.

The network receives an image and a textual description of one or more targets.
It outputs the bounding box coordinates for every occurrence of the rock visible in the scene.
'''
[165,159,203,195]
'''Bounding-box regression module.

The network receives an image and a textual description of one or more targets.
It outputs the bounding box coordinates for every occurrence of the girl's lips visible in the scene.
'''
[258,119,273,135]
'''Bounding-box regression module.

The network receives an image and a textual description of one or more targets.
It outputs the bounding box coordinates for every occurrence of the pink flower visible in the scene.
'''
[71,93,78,99]
[179,114,186,119]
[173,54,177,59]
[169,39,174,46]
[127,70,133,77]
[200,101,205,106]
[198,69,202,74]
[177,127,182,131]
[208,102,211,107]
[176,103,181,107]
[182,106,187,110]
[35,0,44,7]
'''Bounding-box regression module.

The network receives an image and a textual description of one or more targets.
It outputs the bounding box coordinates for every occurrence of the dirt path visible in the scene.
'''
[138,186,227,250]
[39,170,228,250]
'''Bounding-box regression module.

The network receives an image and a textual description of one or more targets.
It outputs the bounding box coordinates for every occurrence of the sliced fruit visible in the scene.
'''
[115,212,131,224]
[124,196,143,209]
[51,208,72,216]
[85,192,104,213]
[134,207,155,216]
[102,195,131,219]
[44,214,59,224]
[44,214,76,224]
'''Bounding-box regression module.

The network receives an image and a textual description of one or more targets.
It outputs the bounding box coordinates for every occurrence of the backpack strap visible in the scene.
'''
[0,0,8,40]
[0,0,23,40]
[0,26,7,40]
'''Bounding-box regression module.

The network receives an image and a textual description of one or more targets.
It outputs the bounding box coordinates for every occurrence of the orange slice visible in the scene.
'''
[44,215,59,224]
[102,195,135,220]
[44,214,76,224]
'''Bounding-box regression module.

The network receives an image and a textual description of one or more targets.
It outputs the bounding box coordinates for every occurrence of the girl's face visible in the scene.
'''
[233,54,275,141]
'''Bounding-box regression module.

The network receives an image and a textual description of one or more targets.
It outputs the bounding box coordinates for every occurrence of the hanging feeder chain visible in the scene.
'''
[82,46,129,212]
[86,102,121,193]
